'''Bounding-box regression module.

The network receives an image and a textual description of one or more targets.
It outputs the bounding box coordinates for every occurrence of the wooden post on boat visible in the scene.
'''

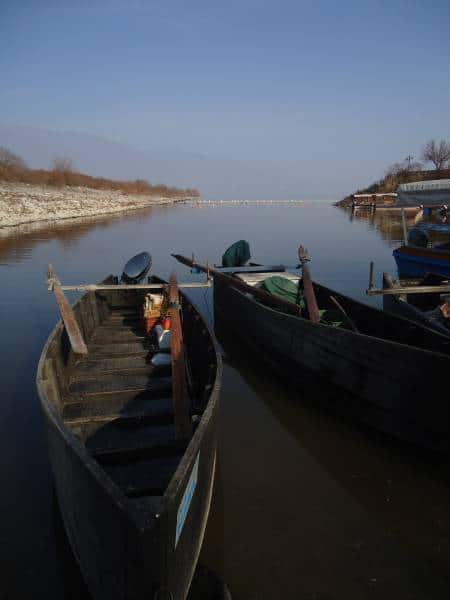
[168,272,193,439]
[298,246,320,323]
[47,265,88,355]
[401,208,408,245]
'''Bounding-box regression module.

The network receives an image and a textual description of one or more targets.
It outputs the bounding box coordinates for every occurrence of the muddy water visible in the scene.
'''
[1,203,450,599]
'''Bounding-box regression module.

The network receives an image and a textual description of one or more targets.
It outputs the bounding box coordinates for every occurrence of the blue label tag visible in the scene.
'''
[175,453,199,547]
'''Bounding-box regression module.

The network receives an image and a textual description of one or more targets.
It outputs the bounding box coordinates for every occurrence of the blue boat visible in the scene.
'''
[394,227,450,277]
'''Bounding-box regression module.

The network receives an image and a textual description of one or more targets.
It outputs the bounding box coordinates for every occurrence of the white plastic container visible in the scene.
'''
[151,352,172,367]
[155,324,172,350]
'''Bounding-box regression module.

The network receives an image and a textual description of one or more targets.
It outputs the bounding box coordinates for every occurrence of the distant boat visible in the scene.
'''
[37,256,222,600]
[393,227,450,277]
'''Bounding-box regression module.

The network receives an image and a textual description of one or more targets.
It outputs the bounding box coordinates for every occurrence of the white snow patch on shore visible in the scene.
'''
[0,182,178,228]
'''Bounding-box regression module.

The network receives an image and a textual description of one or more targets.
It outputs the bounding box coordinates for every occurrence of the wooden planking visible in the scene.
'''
[169,273,193,439]
[92,329,147,344]
[86,340,155,356]
[48,264,88,355]
[37,268,223,600]
[73,355,154,375]
[69,374,172,396]
[64,396,174,426]
[298,246,320,323]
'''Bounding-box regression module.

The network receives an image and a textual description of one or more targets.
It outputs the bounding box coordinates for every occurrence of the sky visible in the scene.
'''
[1,0,450,198]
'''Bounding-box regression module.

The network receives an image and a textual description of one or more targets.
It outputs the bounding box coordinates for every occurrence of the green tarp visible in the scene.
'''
[259,276,342,327]
[259,276,305,310]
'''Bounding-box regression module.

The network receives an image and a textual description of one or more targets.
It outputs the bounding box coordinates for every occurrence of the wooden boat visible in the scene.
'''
[173,252,450,453]
[36,259,222,600]
[382,272,450,336]
[393,227,450,277]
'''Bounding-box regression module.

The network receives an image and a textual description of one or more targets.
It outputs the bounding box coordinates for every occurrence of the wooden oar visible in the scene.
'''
[47,265,88,355]
[168,272,193,439]
[330,296,359,333]
[297,246,320,323]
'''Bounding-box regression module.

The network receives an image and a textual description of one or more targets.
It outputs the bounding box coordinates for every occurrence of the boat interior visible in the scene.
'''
[43,277,217,504]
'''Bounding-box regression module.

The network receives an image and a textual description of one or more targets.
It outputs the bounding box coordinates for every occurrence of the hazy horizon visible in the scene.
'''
[2,1,450,199]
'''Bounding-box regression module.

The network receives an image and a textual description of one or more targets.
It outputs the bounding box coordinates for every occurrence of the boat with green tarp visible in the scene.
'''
[173,246,450,452]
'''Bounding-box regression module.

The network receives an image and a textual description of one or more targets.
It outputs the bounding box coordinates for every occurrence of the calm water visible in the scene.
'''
[1,203,450,600]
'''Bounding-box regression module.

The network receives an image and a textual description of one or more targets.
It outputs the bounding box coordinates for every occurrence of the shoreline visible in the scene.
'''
[0,182,188,229]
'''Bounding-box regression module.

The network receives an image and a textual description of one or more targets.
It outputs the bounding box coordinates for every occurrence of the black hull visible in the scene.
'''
[214,277,450,453]
[37,282,222,600]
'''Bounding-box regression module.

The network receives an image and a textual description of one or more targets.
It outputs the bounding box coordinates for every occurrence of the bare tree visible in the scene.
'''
[422,139,450,171]
[0,146,27,169]
[52,157,74,172]
[385,159,422,178]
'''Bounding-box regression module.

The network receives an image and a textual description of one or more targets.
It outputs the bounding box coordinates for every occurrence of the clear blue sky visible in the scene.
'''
[1,0,450,196]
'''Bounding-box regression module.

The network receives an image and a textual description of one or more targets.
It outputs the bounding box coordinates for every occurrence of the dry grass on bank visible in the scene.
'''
[0,164,199,198]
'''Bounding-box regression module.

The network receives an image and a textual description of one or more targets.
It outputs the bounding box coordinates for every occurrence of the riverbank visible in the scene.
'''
[0,182,187,228]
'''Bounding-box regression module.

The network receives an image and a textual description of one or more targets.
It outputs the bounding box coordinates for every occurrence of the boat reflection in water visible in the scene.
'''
[213,314,450,599]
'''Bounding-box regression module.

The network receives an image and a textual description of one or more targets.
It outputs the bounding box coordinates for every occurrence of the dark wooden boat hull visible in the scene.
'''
[37,282,222,600]
[214,276,450,452]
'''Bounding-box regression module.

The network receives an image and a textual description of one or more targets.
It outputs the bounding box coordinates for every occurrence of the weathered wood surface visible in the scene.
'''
[36,273,222,600]
[368,282,450,296]
[214,277,450,451]
[59,282,211,292]
[47,264,88,355]
[169,272,193,439]
[298,246,320,323]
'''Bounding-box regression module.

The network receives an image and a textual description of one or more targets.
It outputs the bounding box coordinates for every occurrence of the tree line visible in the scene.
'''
[0,147,199,198]
[336,138,450,205]
[386,139,450,177]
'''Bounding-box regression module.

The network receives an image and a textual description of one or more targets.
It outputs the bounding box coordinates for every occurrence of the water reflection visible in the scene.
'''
[213,318,450,598]
[0,205,171,265]
[2,202,450,599]
[340,205,450,248]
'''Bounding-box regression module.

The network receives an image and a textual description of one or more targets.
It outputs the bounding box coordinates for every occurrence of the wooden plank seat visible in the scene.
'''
[68,374,173,396]
[72,355,155,375]
[91,435,187,465]
[85,340,157,356]
[64,398,175,434]
[91,328,148,344]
